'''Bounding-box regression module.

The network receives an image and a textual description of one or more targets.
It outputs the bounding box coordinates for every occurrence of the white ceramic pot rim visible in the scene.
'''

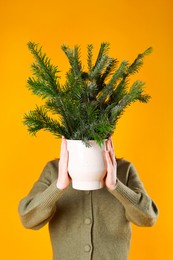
[66,139,107,141]
[66,139,107,145]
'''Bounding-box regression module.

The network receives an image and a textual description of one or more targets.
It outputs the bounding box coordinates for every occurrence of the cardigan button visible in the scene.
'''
[85,218,91,225]
[84,244,91,252]
[85,191,90,195]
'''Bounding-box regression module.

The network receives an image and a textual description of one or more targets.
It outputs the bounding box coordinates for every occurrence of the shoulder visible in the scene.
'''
[116,158,134,183]
[46,158,59,170]
[116,157,132,169]
[40,159,59,182]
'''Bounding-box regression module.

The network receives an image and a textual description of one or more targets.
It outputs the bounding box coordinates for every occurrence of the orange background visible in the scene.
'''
[0,0,172,259]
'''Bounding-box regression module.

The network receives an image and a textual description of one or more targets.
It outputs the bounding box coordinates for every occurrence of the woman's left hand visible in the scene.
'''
[104,137,117,190]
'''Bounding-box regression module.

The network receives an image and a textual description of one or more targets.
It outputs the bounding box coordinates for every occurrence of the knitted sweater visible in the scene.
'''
[18,158,158,260]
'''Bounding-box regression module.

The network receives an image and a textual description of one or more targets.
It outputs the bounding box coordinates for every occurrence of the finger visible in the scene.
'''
[106,140,114,164]
[60,137,67,157]
[64,150,69,164]
[109,138,117,165]
[60,139,64,157]
[110,146,116,164]
[106,139,109,151]
[110,136,114,151]
[109,136,115,153]
[105,150,112,167]
[103,150,110,169]
[107,139,112,151]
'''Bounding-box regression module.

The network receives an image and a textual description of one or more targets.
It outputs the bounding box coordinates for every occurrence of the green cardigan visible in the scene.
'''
[18,159,158,260]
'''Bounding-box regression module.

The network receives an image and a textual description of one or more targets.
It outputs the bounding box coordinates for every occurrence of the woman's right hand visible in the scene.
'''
[56,137,71,190]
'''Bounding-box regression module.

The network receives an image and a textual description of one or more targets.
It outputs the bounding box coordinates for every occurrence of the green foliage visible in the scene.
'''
[23,42,152,145]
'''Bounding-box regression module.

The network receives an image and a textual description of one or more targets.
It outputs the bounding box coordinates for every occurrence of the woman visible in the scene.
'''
[18,137,158,260]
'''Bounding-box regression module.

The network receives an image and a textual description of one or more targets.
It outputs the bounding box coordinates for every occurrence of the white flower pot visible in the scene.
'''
[67,140,106,190]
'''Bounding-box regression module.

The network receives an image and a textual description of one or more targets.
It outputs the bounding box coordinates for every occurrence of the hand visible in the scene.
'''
[104,137,117,190]
[56,137,71,190]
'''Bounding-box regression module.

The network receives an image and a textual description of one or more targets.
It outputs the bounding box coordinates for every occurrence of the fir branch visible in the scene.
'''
[108,60,129,88]
[87,44,94,72]
[92,58,118,98]
[24,42,152,146]
[100,58,118,82]
[92,42,110,71]
[45,98,61,114]
[73,45,82,72]
[71,117,113,146]
[27,77,61,99]
[61,44,82,77]
[27,41,60,99]
[141,47,153,56]
[137,93,151,103]
[97,62,128,105]
[110,80,149,119]
[23,105,65,137]
[27,41,59,83]
[129,80,151,103]
[89,42,111,79]
[127,47,153,75]
[86,82,98,100]
[50,96,75,137]
[108,78,129,106]
[90,55,110,79]
[64,69,84,99]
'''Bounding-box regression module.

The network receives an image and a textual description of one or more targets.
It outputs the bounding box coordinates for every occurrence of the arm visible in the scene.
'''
[18,137,71,230]
[104,137,159,227]
[109,163,159,226]
[18,161,64,230]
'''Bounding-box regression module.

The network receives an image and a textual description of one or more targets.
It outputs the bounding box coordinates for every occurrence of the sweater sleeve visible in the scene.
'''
[108,162,159,227]
[18,161,64,230]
